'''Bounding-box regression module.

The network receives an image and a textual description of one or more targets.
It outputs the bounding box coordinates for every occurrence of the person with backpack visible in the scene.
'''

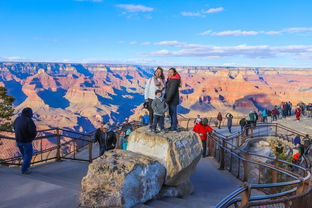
[13,107,37,174]
[94,123,117,156]
[151,90,168,133]
[193,118,213,157]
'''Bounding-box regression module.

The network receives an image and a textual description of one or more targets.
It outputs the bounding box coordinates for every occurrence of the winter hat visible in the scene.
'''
[202,118,208,125]
[22,107,33,118]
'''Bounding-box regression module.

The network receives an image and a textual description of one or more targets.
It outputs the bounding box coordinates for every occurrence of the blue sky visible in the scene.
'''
[1,0,312,67]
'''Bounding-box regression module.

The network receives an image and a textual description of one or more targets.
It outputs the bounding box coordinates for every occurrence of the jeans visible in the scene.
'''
[152,115,164,131]
[147,99,154,128]
[169,104,178,130]
[99,146,106,156]
[17,142,33,173]
[202,139,207,157]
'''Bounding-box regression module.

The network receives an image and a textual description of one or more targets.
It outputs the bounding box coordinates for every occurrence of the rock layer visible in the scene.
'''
[80,150,166,208]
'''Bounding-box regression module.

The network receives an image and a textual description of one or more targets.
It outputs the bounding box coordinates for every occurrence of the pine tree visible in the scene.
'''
[0,86,15,131]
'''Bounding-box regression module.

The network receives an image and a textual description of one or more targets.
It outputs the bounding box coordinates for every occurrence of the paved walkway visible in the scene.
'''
[0,156,241,208]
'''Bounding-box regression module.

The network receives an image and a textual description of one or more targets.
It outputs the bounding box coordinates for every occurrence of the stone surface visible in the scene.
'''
[80,149,166,208]
[157,180,194,198]
[127,127,202,186]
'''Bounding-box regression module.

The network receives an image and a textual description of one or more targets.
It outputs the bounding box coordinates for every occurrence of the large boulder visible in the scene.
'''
[127,127,202,186]
[80,150,166,208]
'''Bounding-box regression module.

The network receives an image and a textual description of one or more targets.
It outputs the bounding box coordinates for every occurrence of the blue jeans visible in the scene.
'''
[152,115,164,131]
[99,146,106,156]
[169,104,178,130]
[202,139,207,157]
[17,142,33,173]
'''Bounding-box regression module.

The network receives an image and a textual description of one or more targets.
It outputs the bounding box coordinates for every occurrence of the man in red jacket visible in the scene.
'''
[193,118,213,157]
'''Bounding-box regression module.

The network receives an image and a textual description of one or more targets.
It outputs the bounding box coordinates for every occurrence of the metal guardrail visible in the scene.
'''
[212,123,312,208]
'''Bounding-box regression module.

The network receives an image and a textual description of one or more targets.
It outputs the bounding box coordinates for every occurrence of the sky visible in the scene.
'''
[0,0,312,67]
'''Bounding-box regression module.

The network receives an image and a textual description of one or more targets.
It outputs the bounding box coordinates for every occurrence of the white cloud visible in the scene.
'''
[129,41,138,45]
[116,4,154,13]
[214,30,259,36]
[181,12,202,17]
[181,6,224,17]
[200,27,312,36]
[143,41,312,59]
[204,7,224,14]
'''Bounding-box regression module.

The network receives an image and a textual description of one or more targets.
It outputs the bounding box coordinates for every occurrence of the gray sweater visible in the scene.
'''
[151,97,168,116]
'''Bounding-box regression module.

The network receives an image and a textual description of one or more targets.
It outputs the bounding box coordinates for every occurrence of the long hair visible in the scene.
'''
[154,66,165,81]
[169,67,177,75]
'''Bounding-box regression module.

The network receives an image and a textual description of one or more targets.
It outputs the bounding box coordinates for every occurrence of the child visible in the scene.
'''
[193,118,213,157]
[151,90,168,133]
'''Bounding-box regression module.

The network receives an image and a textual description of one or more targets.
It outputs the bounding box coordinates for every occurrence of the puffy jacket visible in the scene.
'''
[165,73,181,105]
[13,108,37,143]
[94,129,117,150]
[193,123,213,141]
[151,97,168,116]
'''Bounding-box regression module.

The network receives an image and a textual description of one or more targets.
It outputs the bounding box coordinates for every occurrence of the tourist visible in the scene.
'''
[272,107,279,121]
[142,112,149,126]
[94,123,117,156]
[217,112,222,129]
[239,118,247,132]
[144,67,165,130]
[193,118,213,157]
[225,113,233,133]
[294,135,301,147]
[295,106,301,121]
[194,114,202,124]
[262,109,268,123]
[151,90,168,133]
[292,148,301,165]
[13,107,37,174]
[254,110,259,127]
[165,67,181,131]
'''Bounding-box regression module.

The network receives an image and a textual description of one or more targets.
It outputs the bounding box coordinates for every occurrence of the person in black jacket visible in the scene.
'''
[165,68,181,131]
[94,123,116,156]
[13,107,37,174]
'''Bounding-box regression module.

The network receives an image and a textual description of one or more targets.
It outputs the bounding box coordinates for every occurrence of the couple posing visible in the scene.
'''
[144,67,181,133]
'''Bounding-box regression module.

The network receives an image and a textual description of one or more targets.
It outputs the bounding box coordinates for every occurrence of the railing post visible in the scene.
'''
[250,128,253,139]
[275,124,278,136]
[208,133,213,156]
[271,159,279,192]
[56,128,61,161]
[240,183,250,208]
[88,135,93,163]
[243,152,250,182]
[219,139,226,170]
[296,177,305,195]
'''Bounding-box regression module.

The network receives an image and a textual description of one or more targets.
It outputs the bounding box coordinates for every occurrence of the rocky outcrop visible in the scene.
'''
[127,127,202,186]
[80,150,165,208]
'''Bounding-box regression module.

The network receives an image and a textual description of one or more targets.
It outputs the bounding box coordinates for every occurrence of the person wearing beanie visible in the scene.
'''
[94,122,116,156]
[13,107,37,174]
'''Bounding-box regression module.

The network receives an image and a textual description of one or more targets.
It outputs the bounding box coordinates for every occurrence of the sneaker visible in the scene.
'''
[22,169,32,175]
[159,129,166,134]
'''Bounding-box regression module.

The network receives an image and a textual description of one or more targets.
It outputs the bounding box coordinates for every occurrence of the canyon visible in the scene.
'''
[1,62,312,132]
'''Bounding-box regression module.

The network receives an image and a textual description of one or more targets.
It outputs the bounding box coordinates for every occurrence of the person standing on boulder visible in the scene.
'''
[94,123,117,156]
[193,118,213,157]
[13,107,37,174]
[144,67,165,130]
[151,90,168,133]
[165,67,181,132]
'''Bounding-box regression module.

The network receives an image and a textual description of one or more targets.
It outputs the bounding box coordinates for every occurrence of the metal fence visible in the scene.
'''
[213,123,311,208]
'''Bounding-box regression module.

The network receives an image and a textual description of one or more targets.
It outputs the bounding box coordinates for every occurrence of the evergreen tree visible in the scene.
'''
[0,87,15,131]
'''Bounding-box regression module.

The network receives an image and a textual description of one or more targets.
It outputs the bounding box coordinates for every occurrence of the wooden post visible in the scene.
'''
[56,128,61,161]
[219,139,226,170]
[240,183,250,208]
[271,159,279,192]
[88,135,93,163]
[243,152,250,182]
[296,177,305,195]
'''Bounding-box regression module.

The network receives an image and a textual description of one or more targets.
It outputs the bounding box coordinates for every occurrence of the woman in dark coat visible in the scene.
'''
[165,68,181,131]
